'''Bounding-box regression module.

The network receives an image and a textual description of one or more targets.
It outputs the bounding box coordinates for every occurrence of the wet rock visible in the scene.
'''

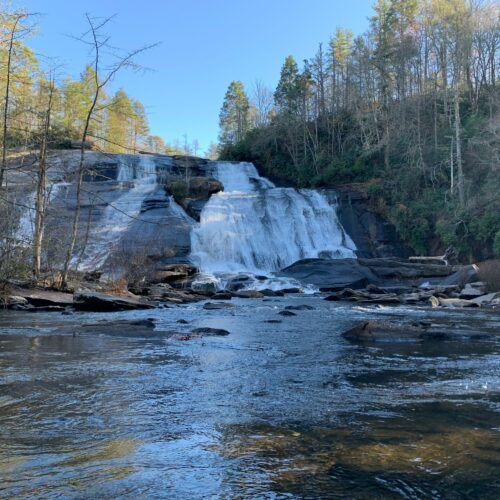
[165,176,223,220]
[80,318,158,336]
[281,287,303,294]
[264,319,282,323]
[342,320,449,343]
[176,319,189,324]
[191,327,230,336]
[73,290,155,311]
[261,289,285,297]
[233,290,264,299]
[27,305,66,312]
[212,292,233,300]
[284,304,315,311]
[343,319,493,343]
[203,302,235,310]
[226,275,252,292]
[430,296,480,308]
[278,310,297,316]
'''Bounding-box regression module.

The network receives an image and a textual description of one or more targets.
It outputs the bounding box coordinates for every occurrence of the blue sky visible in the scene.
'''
[20,0,374,153]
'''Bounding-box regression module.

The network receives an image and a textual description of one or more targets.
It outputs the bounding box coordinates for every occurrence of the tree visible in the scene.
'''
[219,80,249,147]
[274,55,301,114]
[0,10,36,186]
[61,14,156,287]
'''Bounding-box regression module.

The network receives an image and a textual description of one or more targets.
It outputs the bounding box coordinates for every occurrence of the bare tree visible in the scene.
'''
[61,14,157,288]
[32,74,56,279]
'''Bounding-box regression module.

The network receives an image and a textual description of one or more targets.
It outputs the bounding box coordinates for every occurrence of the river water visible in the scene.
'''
[1,297,499,498]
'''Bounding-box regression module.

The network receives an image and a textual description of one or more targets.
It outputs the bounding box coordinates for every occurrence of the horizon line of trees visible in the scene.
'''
[218,0,500,261]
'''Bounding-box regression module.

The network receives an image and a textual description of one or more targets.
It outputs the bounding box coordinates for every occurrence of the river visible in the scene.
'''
[1,296,499,498]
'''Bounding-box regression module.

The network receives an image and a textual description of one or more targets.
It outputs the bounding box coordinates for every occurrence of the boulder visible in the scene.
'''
[343,319,491,343]
[191,327,230,336]
[212,292,233,300]
[278,258,377,291]
[342,320,440,343]
[203,302,235,310]
[441,264,479,286]
[232,290,264,299]
[357,258,459,280]
[73,290,155,311]
[154,263,197,286]
[278,310,297,316]
[430,296,479,308]
[459,283,486,299]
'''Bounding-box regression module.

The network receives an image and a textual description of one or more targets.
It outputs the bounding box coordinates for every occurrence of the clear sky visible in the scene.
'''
[19,0,375,153]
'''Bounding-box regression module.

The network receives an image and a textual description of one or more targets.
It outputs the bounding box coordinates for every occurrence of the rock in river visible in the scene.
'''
[342,319,492,343]
[73,290,155,311]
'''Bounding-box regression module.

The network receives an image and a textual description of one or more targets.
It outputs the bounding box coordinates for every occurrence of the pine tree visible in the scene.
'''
[274,55,301,114]
[219,80,249,147]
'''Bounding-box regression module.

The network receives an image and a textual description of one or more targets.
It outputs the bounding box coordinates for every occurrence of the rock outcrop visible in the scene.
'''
[279,257,459,291]
[73,290,155,311]
[165,176,223,220]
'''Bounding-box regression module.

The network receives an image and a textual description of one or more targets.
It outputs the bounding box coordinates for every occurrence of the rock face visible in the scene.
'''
[73,290,155,311]
[329,187,412,258]
[165,176,223,220]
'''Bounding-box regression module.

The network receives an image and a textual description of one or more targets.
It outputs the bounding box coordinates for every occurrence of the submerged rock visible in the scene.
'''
[284,304,315,311]
[203,302,235,310]
[191,327,230,336]
[278,310,297,316]
[73,290,155,311]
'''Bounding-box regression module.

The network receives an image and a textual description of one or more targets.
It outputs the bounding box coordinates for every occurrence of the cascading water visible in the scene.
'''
[190,161,356,289]
[16,182,70,245]
[76,154,158,271]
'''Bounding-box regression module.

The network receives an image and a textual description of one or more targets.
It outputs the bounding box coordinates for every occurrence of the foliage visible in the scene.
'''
[218,0,500,262]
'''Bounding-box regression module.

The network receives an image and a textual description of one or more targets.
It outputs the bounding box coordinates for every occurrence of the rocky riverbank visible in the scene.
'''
[2,258,498,314]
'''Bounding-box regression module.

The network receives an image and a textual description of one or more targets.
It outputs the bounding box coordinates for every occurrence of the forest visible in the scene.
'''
[218,0,499,261]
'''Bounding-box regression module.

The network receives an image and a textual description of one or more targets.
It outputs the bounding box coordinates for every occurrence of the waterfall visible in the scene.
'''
[16,182,70,245]
[76,154,158,271]
[190,162,356,286]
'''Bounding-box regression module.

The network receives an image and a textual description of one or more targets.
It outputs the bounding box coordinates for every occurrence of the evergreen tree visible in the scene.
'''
[219,80,249,147]
[274,55,301,114]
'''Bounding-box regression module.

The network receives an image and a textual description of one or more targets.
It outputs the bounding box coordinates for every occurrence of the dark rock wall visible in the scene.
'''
[328,188,413,259]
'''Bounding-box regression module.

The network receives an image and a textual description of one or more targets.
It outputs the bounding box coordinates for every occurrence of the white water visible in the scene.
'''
[76,155,158,271]
[190,162,356,287]
[16,182,70,245]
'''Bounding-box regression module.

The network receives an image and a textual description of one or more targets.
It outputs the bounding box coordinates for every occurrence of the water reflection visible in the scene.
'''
[0,299,499,498]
